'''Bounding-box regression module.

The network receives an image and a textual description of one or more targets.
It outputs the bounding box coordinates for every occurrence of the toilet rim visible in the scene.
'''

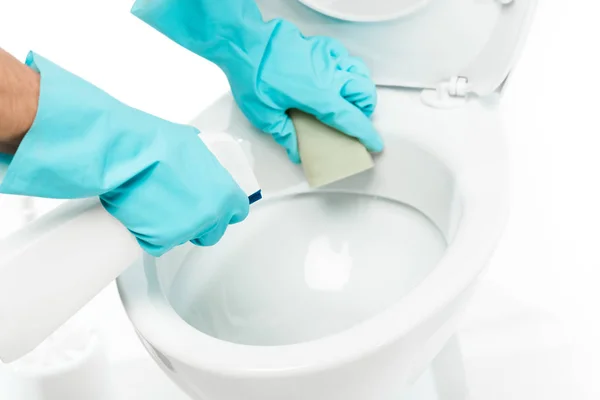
[117,160,509,377]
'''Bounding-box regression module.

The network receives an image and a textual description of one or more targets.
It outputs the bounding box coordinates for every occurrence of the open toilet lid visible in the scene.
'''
[296,0,434,22]
[255,0,537,97]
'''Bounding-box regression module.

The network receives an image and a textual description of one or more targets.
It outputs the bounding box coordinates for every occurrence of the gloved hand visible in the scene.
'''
[131,0,383,163]
[0,52,249,257]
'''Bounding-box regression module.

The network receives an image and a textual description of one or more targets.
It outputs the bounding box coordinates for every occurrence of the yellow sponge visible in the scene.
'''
[290,110,374,188]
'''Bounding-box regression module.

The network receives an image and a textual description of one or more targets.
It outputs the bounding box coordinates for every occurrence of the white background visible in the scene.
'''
[1,0,600,399]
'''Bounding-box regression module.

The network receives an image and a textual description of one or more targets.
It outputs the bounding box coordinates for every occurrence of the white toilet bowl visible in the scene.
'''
[116,86,509,399]
[0,0,537,397]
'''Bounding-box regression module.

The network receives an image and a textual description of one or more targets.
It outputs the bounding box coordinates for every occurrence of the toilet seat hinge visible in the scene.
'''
[420,76,471,109]
[445,76,470,97]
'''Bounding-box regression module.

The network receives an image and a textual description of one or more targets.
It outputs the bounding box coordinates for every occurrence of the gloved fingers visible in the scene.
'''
[191,203,248,246]
[230,202,251,224]
[227,187,251,225]
[337,55,372,78]
[190,178,250,246]
[339,72,378,117]
[308,98,384,153]
[191,217,237,247]
[135,238,168,258]
[273,116,301,164]
[308,35,349,60]
[137,194,248,252]
[258,110,302,164]
[333,54,377,116]
[191,218,228,247]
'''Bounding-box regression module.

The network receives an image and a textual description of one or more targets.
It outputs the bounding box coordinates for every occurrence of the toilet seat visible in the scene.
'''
[117,87,509,374]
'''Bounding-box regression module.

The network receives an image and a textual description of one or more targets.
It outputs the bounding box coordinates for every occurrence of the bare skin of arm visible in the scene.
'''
[0,48,40,155]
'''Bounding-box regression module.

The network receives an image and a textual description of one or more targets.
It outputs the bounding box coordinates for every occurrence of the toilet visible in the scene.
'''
[116,0,536,398]
[1,0,537,398]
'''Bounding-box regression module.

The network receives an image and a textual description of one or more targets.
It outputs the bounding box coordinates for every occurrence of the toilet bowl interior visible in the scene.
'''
[148,136,462,347]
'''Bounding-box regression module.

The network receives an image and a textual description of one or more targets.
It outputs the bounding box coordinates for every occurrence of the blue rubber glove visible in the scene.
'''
[131,0,383,164]
[0,52,249,256]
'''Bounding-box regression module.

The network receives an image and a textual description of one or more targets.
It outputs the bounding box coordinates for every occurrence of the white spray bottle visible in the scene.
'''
[0,132,261,363]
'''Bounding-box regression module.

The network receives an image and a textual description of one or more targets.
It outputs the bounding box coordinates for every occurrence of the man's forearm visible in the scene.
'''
[0,48,40,154]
